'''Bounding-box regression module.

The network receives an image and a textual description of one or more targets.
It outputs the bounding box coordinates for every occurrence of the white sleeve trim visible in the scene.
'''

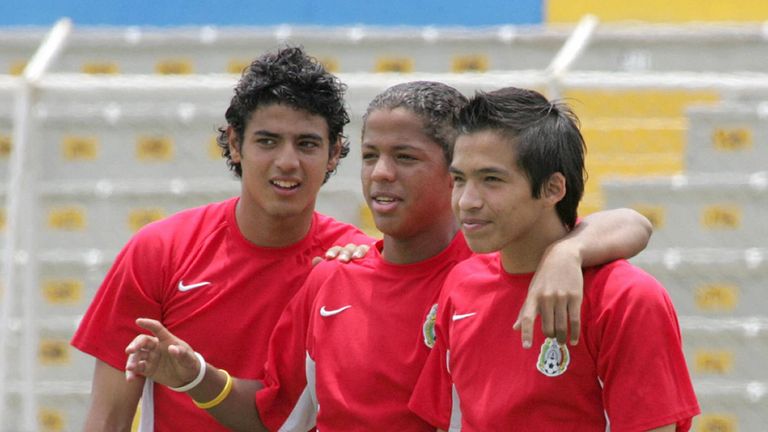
[138,379,154,432]
[449,382,462,432]
[278,352,318,432]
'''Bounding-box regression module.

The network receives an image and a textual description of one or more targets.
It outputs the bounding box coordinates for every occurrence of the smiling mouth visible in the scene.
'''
[461,219,489,230]
[271,179,300,190]
[373,196,398,204]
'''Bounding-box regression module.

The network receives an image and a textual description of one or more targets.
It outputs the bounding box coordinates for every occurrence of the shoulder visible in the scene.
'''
[311,212,373,246]
[115,199,234,265]
[306,258,344,281]
[126,199,232,253]
[586,260,673,313]
[307,253,376,283]
[591,260,664,291]
[448,253,498,280]
[442,253,500,294]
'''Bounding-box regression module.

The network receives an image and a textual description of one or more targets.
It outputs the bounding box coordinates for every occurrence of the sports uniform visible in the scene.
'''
[410,253,700,432]
[256,232,472,431]
[72,197,371,432]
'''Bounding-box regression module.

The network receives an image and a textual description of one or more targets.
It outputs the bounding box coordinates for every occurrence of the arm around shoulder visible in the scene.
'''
[568,208,652,267]
[514,208,653,347]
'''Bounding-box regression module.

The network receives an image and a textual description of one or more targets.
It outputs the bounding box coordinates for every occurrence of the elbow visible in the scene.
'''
[622,207,653,252]
[634,209,654,248]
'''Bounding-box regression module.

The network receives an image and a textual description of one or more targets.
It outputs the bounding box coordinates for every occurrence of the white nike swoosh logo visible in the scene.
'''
[452,312,477,321]
[178,281,211,292]
[320,305,352,317]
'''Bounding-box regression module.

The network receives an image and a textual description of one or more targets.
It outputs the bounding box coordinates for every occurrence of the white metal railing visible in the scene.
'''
[546,14,599,98]
[0,17,72,432]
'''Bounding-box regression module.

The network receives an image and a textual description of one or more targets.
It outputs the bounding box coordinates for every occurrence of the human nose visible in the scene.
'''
[370,156,396,182]
[456,181,483,211]
[275,143,300,171]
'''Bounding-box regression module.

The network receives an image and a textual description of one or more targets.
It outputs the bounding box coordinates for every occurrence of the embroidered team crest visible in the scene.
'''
[422,303,438,348]
[536,337,570,377]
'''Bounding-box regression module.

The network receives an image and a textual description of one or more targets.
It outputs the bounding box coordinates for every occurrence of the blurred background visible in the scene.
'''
[0,0,766,430]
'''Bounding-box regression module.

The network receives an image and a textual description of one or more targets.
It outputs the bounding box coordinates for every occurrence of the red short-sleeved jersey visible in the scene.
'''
[71,197,371,432]
[410,253,700,432]
[256,233,473,431]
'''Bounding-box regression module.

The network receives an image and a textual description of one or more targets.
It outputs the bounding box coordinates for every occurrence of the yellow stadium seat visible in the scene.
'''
[358,204,383,239]
[82,62,120,74]
[319,57,340,73]
[38,407,65,432]
[155,58,194,75]
[547,0,768,23]
[564,89,719,119]
[578,195,603,216]
[226,59,250,74]
[451,54,489,73]
[9,60,26,76]
[136,135,175,161]
[582,127,685,155]
[586,153,684,178]
[374,56,414,73]
[0,134,11,159]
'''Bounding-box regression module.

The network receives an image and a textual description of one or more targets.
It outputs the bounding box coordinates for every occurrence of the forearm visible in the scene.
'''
[559,208,652,267]
[186,365,267,432]
[83,360,144,432]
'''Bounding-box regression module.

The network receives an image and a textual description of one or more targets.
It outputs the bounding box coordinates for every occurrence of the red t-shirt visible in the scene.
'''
[71,197,371,432]
[410,253,700,432]
[256,233,472,431]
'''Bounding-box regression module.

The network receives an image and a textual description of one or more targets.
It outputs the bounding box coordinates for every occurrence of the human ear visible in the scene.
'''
[544,172,566,205]
[327,135,343,172]
[227,126,242,163]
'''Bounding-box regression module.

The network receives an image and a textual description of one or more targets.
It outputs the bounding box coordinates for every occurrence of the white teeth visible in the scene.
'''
[374,197,395,203]
[272,180,299,188]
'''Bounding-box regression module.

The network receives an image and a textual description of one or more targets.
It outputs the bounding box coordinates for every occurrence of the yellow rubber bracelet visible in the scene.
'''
[193,369,233,410]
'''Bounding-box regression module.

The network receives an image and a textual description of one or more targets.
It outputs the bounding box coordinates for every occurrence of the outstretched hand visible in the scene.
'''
[513,245,583,348]
[125,318,200,388]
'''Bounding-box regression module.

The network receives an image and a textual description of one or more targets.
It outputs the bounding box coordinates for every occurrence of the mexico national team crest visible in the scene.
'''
[537,337,570,377]
[423,303,438,348]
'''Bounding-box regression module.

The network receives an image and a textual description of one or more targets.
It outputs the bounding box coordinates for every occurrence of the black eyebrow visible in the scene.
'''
[362,143,426,153]
[475,167,508,175]
[296,133,324,141]
[253,130,323,141]
[253,130,279,138]
[449,166,507,175]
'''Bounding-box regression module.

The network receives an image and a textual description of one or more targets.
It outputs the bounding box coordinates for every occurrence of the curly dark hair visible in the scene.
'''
[216,46,350,182]
[362,81,468,164]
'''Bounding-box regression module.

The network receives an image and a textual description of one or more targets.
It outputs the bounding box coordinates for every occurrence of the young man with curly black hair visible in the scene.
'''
[72,46,373,432]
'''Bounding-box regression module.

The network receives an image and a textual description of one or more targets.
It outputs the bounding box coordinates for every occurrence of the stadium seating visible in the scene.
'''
[603,101,768,430]
[2,18,768,431]
[0,26,567,75]
[694,378,768,432]
[634,248,768,318]
[687,102,768,173]
[602,172,768,249]
[5,24,768,76]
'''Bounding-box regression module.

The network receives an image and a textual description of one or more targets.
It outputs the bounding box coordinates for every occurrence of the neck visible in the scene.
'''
[381,218,459,265]
[234,199,314,248]
[500,213,568,274]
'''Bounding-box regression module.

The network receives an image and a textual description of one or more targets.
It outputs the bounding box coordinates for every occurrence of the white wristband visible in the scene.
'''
[168,352,206,392]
